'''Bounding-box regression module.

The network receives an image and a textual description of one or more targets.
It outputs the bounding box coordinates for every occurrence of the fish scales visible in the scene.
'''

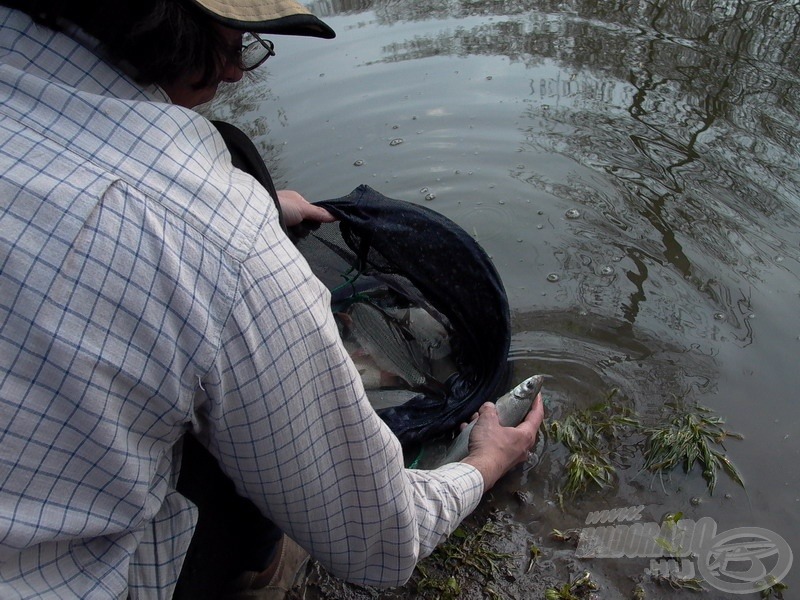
[348,301,428,387]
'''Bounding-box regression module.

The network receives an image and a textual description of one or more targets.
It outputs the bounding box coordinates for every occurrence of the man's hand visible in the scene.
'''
[460,393,544,491]
[276,190,336,227]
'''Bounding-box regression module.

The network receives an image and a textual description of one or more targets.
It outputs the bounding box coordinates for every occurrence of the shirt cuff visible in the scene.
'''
[429,461,485,514]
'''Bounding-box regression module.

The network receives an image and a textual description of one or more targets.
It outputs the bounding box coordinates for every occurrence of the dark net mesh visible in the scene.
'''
[298,185,511,446]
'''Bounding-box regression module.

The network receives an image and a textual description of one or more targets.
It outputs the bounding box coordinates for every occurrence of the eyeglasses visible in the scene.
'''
[236,33,276,71]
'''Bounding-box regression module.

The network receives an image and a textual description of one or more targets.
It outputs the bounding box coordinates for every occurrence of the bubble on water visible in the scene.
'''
[420,187,429,194]
[748,313,756,319]
[389,138,404,146]
[517,238,523,243]
[392,124,399,129]
[547,273,560,283]
[714,312,726,321]
[537,224,543,230]
[537,210,544,215]
[353,159,365,166]
[690,497,701,506]
[600,266,614,276]
[454,169,461,175]
[424,193,436,201]
[565,208,581,219]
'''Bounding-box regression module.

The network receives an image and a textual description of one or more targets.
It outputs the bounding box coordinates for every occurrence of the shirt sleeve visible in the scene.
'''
[193,216,485,588]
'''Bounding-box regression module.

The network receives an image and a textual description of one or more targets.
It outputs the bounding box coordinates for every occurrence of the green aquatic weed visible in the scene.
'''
[549,390,640,497]
[653,512,685,555]
[551,391,743,498]
[414,565,461,600]
[563,450,616,497]
[545,571,599,599]
[759,576,788,599]
[642,402,744,493]
[526,543,542,573]
[413,519,516,598]
[650,571,706,592]
[550,528,581,544]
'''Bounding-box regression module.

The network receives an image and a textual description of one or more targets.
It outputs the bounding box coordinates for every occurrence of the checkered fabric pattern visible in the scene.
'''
[0,8,483,600]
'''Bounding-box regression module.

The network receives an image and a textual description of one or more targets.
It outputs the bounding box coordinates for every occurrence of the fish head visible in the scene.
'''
[513,374,545,399]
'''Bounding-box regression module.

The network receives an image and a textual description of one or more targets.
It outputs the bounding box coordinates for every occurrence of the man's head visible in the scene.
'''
[159,26,275,107]
[4,0,334,106]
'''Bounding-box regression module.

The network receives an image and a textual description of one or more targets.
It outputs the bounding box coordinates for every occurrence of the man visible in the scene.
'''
[0,1,544,599]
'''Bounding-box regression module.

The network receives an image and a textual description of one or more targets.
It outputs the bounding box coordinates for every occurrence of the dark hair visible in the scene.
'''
[2,0,229,88]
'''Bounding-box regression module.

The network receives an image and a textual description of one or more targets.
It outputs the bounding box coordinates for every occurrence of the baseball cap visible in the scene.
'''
[189,0,335,38]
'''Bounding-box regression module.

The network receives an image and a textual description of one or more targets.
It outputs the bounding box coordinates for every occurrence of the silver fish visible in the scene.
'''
[366,388,422,411]
[436,375,545,466]
[348,301,429,388]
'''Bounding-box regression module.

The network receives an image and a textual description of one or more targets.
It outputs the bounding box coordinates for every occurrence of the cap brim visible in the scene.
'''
[190,0,336,39]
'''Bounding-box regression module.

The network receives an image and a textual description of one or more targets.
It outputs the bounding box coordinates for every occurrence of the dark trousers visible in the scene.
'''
[172,434,282,599]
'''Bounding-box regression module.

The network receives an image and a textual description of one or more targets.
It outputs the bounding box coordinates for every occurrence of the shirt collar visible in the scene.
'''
[0,6,170,104]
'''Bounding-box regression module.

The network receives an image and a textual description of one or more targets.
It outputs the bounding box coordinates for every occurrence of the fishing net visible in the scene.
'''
[213,121,511,446]
[298,185,511,445]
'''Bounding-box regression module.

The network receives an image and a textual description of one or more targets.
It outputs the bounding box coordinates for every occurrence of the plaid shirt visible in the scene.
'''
[0,9,483,599]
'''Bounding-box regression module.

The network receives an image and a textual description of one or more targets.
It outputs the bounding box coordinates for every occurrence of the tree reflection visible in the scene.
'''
[306,0,798,337]
[210,0,798,342]
[310,0,798,159]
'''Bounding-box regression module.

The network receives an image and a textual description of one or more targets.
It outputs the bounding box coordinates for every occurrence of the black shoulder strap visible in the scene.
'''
[211,120,288,235]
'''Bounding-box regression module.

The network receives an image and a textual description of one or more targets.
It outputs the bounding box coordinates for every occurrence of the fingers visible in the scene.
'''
[521,393,545,427]
[518,393,544,441]
[460,396,545,490]
[276,189,337,227]
[478,402,497,418]
[309,205,337,222]
[459,402,496,431]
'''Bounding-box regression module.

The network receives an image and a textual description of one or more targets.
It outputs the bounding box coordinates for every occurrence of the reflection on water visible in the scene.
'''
[207,0,799,596]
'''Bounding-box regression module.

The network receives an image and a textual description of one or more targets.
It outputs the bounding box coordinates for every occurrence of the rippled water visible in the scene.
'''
[206,1,799,596]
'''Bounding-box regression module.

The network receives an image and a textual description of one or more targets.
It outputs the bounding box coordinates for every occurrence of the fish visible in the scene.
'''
[347,301,448,393]
[435,375,544,466]
[366,388,424,411]
[381,305,457,382]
